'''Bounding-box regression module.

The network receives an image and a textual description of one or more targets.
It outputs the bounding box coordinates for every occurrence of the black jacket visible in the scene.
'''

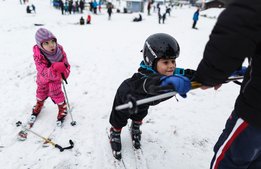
[111,67,165,114]
[194,0,261,127]
[109,62,195,128]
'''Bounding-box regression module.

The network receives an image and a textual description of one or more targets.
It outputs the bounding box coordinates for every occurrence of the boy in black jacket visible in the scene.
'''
[109,33,192,160]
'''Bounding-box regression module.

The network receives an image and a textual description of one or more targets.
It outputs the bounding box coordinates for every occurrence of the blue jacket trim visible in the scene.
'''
[139,61,157,74]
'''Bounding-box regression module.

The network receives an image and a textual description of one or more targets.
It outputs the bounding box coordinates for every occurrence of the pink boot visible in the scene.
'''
[32,100,44,116]
[57,102,68,121]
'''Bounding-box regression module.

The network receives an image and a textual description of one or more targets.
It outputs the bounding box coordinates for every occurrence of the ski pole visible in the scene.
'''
[22,125,74,152]
[62,81,76,126]
[115,76,243,111]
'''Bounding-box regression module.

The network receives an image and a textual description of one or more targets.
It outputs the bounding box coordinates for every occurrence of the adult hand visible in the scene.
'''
[200,84,222,90]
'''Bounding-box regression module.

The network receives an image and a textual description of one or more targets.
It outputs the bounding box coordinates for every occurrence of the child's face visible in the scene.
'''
[42,39,57,53]
[156,58,176,76]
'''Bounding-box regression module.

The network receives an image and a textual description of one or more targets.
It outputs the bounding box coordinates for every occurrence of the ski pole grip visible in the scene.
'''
[55,144,64,152]
[63,140,74,150]
[126,95,137,114]
[61,73,68,84]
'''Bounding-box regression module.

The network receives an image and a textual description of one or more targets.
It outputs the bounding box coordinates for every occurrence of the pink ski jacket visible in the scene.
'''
[33,44,70,84]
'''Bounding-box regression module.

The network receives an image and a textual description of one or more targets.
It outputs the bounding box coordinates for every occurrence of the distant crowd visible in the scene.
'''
[20,0,201,29]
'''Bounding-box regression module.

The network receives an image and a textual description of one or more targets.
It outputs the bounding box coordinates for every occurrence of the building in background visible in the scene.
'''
[196,0,224,9]
[125,0,144,12]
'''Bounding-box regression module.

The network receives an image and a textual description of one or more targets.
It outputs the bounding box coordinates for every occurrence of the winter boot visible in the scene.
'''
[109,127,122,160]
[131,120,142,149]
[57,102,68,124]
[29,100,44,126]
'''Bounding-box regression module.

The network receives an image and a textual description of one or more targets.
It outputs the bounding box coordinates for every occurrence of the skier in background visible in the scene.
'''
[107,2,113,20]
[192,7,199,29]
[60,0,64,15]
[109,33,193,160]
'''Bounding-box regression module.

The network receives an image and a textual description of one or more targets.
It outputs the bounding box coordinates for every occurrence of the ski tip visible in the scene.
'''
[56,120,64,127]
[17,131,28,141]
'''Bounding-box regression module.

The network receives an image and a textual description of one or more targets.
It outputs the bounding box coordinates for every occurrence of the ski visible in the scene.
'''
[41,119,66,147]
[43,105,74,147]
[42,125,58,147]
[17,115,37,141]
[128,124,150,169]
[132,146,149,169]
[106,128,127,169]
[17,121,74,151]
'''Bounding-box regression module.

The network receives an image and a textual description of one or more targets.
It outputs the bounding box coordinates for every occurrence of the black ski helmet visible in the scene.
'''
[143,33,180,67]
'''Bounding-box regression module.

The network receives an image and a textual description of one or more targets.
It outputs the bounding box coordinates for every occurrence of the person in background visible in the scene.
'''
[133,13,142,22]
[192,7,199,29]
[86,14,91,24]
[147,0,152,15]
[60,0,64,15]
[107,2,113,20]
[80,16,85,25]
[79,0,85,13]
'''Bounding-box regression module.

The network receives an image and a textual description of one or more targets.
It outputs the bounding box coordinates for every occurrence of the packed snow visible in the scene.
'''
[0,1,240,169]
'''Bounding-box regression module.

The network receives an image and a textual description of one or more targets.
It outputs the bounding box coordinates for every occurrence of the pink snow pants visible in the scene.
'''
[36,80,65,104]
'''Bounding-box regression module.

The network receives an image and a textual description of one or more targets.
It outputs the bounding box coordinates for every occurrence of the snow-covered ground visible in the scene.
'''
[0,1,239,169]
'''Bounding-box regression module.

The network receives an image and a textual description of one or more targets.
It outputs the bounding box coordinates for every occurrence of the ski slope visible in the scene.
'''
[0,1,241,169]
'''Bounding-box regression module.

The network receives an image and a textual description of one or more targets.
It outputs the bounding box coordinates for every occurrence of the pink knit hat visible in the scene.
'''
[35,28,57,48]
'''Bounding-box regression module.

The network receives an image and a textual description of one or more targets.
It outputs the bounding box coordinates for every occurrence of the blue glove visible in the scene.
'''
[231,66,247,76]
[160,75,191,98]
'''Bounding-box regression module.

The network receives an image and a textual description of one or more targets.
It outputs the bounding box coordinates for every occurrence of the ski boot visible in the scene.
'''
[56,102,68,127]
[130,120,142,149]
[109,127,122,160]
[29,100,44,127]
[28,115,37,128]
[32,100,44,115]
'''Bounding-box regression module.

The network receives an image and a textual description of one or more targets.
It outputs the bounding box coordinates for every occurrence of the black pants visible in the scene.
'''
[192,20,197,28]
[109,83,149,128]
[110,109,148,129]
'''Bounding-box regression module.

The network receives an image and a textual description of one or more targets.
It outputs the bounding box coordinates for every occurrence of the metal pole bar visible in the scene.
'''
[115,76,243,111]
[22,126,56,146]
[62,81,74,123]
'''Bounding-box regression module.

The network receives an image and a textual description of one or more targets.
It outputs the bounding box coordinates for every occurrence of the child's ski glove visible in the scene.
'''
[52,62,67,73]
[160,75,191,98]
[231,66,247,76]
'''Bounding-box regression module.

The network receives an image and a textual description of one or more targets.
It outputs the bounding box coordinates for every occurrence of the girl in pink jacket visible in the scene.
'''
[31,28,70,125]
